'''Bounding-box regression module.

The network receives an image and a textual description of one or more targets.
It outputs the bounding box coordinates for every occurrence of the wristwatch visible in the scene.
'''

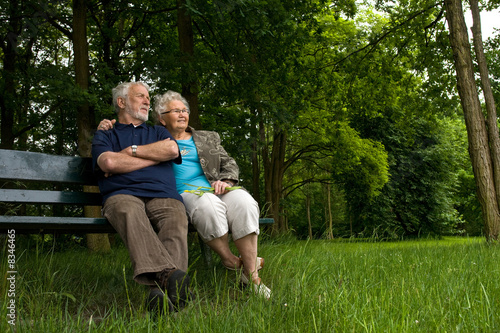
[131,145,138,157]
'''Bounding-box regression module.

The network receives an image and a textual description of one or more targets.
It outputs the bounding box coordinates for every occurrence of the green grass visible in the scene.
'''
[1,235,499,332]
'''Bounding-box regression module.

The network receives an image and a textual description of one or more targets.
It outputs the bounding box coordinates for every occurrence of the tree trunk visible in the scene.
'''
[84,186,111,252]
[264,128,286,232]
[306,186,312,239]
[470,0,500,208]
[251,115,261,205]
[73,0,110,252]
[177,0,201,129]
[0,0,19,218]
[250,90,264,205]
[326,184,333,240]
[0,0,20,149]
[261,118,271,216]
[444,0,500,241]
[74,0,93,157]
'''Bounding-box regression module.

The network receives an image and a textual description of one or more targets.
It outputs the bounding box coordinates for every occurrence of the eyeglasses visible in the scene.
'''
[161,108,190,115]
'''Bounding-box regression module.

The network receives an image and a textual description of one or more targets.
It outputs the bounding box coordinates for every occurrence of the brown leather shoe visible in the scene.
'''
[146,287,174,315]
[157,269,191,311]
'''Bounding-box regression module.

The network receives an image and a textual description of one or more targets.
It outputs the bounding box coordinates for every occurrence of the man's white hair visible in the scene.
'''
[111,81,150,114]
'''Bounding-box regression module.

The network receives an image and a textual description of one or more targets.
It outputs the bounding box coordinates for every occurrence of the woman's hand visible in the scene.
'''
[211,180,232,195]
[98,119,116,131]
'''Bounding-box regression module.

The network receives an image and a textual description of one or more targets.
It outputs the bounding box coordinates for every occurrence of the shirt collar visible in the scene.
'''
[115,122,147,129]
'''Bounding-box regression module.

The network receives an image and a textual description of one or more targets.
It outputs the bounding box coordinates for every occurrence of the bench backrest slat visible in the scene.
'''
[0,149,96,184]
[0,189,102,205]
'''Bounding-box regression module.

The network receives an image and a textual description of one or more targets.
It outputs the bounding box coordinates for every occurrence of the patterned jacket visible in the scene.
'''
[187,126,239,185]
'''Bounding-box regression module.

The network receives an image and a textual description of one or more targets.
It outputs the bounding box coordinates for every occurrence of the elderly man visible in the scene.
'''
[91,81,191,314]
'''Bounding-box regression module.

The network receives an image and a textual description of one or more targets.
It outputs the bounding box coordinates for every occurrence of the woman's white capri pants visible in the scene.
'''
[181,189,260,242]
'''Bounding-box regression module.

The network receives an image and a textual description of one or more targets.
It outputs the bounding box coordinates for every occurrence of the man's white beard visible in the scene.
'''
[125,104,149,122]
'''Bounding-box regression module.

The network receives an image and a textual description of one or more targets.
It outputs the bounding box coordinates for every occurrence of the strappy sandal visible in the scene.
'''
[241,274,271,299]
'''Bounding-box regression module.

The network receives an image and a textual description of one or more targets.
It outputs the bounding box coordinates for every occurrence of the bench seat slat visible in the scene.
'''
[258,218,275,224]
[0,216,115,233]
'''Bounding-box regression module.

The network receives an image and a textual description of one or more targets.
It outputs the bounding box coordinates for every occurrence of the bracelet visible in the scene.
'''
[131,145,138,157]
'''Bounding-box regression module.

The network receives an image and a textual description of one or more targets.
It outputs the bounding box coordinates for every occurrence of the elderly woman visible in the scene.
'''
[99,90,270,298]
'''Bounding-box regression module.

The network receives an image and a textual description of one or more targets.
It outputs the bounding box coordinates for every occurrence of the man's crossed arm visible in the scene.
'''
[97,138,179,175]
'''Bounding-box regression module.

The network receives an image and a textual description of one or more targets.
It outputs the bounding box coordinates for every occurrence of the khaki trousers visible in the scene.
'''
[103,194,188,285]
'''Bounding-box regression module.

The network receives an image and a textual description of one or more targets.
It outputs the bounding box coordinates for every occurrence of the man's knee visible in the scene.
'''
[103,194,144,217]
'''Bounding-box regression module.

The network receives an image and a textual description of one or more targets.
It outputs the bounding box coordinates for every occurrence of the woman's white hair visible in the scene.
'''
[153,90,190,123]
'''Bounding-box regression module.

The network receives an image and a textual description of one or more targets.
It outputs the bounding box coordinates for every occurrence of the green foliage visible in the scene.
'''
[455,169,484,236]
[351,111,468,238]
[484,32,500,105]
[284,182,349,239]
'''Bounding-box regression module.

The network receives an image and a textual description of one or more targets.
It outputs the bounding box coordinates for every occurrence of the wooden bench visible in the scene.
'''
[0,149,273,263]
